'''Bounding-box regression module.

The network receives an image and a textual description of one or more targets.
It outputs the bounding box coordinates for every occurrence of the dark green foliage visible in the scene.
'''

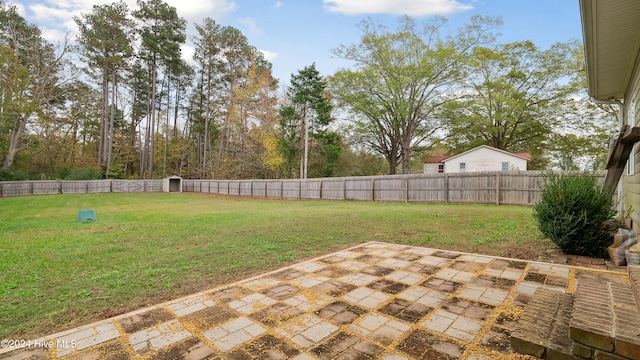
[0,168,27,181]
[278,63,340,178]
[65,167,103,180]
[533,172,615,257]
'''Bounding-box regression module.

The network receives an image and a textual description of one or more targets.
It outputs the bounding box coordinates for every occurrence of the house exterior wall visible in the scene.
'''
[423,163,441,174]
[443,147,527,173]
[623,53,640,230]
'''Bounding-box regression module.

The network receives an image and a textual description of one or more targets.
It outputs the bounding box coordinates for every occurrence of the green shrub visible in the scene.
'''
[533,172,616,258]
[0,168,28,181]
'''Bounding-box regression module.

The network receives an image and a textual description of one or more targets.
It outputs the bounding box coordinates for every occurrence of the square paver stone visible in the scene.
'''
[417,256,453,268]
[310,331,384,359]
[315,301,367,324]
[367,279,409,294]
[349,313,412,346]
[420,278,463,293]
[119,308,175,334]
[397,286,448,308]
[55,322,120,357]
[344,287,390,309]
[227,293,278,314]
[209,286,252,302]
[147,336,214,360]
[252,302,304,326]
[445,316,483,342]
[57,339,128,360]
[385,271,425,285]
[181,305,237,331]
[202,317,266,352]
[263,284,301,300]
[274,314,339,349]
[235,334,300,359]
[128,319,192,355]
[311,280,356,297]
[338,273,378,286]
[379,298,433,323]
[397,329,464,360]
[166,295,217,317]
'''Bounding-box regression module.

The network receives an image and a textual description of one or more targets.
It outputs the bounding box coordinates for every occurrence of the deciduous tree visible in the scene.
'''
[439,40,580,169]
[330,15,500,174]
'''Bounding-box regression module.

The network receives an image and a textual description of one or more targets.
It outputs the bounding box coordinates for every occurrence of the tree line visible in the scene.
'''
[0,1,615,181]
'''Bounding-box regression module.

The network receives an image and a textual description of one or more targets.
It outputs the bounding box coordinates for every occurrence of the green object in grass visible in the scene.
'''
[78,209,97,222]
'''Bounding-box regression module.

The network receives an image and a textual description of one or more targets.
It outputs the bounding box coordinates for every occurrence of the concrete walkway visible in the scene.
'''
[0,242,629,360]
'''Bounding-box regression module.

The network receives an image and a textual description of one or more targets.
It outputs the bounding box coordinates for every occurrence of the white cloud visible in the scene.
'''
[273,1,284,8]
[6,2,26,16]
[181,44,196,65]
[29,4,76,23]
[39,27,69,45]
[259,49,278,62]
[238,17,263,36]
[166,0,237,23]
[323,0,473,16]
[24,0,237,31]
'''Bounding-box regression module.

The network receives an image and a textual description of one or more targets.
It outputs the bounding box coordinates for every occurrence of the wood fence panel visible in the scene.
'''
[375,177,405,201]
[345,178,372,200]
[266,181,282,198]
[408,176,445,202]
[31,181,60,195]
[239,181,252,196]
[301,180,321,199]
[282,181,300,198]
[226,181,238,196]
[250,181,266,197]
[218,181,229,195]
[321,179,345,200]
[500,174,536,205]
[1,181,35,197]
[447,173,495,204]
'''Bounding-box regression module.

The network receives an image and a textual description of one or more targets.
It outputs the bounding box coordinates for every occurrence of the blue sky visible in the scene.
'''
[9,0,584,85]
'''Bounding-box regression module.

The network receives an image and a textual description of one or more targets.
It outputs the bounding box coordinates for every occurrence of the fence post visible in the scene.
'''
[496,173,500,206]
[343,178,347,200]
[405,177,409,203]
[371,178,375,201]
[320,179,323,200]
[444,174,449,203]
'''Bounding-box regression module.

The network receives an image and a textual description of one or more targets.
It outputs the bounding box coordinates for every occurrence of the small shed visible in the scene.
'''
[163,175,182,193]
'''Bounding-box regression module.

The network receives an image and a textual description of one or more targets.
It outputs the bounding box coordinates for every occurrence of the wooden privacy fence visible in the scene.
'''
[0,180,162,197]
[181,171,607,206]
[0,171,607,206]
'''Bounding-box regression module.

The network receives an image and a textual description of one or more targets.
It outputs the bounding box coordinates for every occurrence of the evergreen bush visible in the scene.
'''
[533,172,616,258]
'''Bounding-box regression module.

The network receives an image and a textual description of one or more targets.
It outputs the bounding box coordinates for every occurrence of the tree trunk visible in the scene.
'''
[163,74,170,178]
[148,60,157,178]
[106,69,116,178]
[1,114,28,170]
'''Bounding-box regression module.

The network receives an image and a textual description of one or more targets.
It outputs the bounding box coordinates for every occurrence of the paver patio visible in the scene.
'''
[0,241,629,360]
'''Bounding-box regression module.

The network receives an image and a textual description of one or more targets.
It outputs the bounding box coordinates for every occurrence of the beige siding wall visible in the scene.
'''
[623,54,640,229]
[443,147,527,173]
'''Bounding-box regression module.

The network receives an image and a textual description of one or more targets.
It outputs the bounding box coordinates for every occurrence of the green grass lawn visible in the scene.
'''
[0,192,550,339]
